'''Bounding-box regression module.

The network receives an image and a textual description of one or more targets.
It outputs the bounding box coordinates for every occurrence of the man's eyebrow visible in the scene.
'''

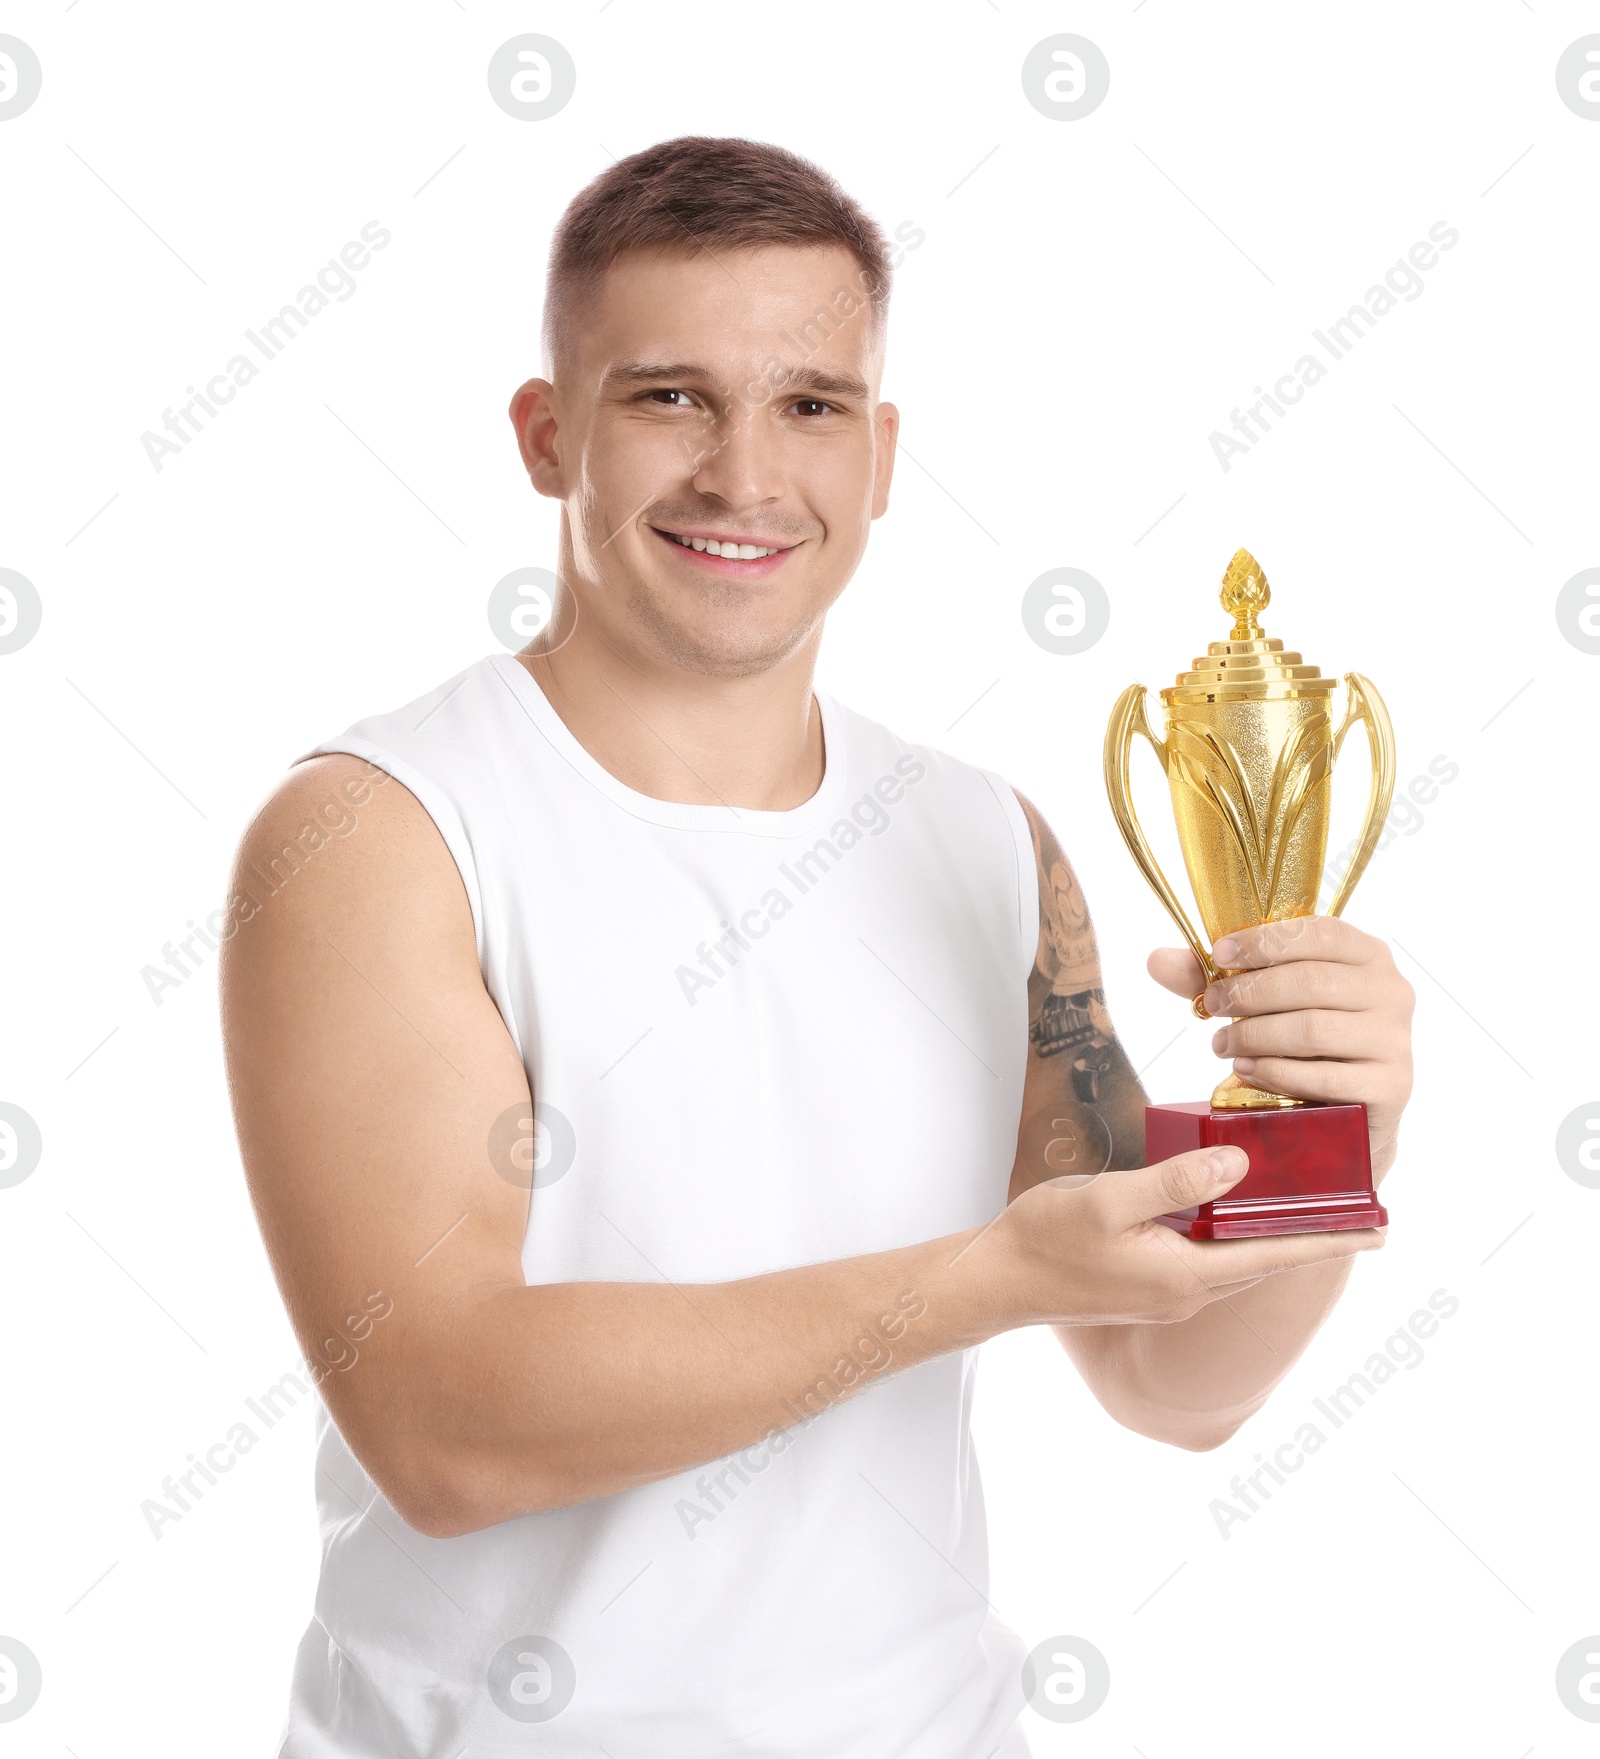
[600,359,871,402]
[767,364,871,402]
[600,360,717,391]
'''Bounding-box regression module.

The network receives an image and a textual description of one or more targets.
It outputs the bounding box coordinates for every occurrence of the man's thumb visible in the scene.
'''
[1136,1145,1250,1222]
[1147,945,1207,1000]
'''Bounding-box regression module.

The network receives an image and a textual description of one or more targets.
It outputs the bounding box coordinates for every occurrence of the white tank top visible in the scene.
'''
[286,652,1040,1759]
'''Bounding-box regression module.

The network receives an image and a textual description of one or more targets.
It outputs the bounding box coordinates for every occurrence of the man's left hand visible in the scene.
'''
[1148,916,1415,1177]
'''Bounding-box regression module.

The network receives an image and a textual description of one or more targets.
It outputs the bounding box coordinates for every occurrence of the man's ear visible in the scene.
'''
[509,378,563,498]
[870,400,899,520]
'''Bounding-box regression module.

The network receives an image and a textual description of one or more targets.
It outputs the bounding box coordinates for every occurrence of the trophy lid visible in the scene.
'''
[1160,549,1337,704]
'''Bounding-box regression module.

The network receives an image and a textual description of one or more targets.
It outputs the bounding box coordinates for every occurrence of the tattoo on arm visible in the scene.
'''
[1012,790,1149,1181]
[1031,819,1101,997]
[1031,988,1116,1103]
[1018,789,1117,1099]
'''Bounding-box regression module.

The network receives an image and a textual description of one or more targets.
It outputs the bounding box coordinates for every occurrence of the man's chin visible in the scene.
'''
[627,593,819,678]
[652,628,814,680]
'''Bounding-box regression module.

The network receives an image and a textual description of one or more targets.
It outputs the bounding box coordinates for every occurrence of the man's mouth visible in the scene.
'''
[649,524,799,576]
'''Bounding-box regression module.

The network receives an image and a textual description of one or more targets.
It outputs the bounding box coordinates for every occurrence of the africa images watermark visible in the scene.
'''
[1209,221,1459,472]
[674,754,928,1007]
[1209,1287,1460,1539]
[141,1289,394,1540]
[141,760,391,1005]
[673,1289,929,1540]
[139,221,391,472]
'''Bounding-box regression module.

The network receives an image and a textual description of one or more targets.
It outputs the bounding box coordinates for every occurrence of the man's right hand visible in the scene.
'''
[980,1146,1385,1330]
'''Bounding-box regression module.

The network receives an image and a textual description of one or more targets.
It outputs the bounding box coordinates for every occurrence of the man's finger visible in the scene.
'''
[1162,1225,1386,1290]
[1222,1008,1374,1062]
[1212,914,1376,972]
[1099,1146,1251,1229]
[1203,959,1385,1019]
[1226,1055,1376,1107]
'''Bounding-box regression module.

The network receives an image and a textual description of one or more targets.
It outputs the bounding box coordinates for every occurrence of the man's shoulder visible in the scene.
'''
[244,650,505,886]
[230,751,465,931]
[236,654,515,930]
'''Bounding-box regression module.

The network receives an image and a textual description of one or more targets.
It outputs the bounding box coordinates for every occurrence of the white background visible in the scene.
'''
[2,2,1597,1754]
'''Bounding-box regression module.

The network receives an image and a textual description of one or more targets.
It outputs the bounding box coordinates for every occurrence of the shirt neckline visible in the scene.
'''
[488,653,849,838]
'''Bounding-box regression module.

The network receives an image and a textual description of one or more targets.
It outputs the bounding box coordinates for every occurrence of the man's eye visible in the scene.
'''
[646,388,696,408]
[790,398,834,418]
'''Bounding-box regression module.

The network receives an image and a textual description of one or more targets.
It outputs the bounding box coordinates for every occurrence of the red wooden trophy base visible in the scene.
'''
[1147,1100,1388,1240]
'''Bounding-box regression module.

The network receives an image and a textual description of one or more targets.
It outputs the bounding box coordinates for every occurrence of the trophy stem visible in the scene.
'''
[1210,1069,1307,1111]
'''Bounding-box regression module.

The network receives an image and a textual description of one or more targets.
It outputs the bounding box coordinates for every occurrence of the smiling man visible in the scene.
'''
[221,137,1413,1759]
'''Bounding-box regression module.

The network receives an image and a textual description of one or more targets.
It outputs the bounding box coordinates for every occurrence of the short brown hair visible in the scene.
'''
[541,136,893,372]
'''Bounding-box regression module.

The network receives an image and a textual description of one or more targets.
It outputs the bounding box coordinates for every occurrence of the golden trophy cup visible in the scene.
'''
[1103,548,1396,1237]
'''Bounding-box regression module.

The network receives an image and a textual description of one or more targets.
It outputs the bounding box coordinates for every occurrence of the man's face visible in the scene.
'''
[512,243,897,678]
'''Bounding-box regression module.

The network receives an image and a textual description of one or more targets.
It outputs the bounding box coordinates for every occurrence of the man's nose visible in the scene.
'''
[686,404,787,509]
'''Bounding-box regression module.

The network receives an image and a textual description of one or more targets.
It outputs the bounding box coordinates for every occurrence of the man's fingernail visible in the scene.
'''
[1204,985,1226,1014]
[1211,1027,1229,1054]
[1209,1147,1247,1182]
[1233,1057,1257,1074]
[1213,936,1241,965]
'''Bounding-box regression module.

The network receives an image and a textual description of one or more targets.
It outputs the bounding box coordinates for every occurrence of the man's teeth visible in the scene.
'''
[665,532,781,559]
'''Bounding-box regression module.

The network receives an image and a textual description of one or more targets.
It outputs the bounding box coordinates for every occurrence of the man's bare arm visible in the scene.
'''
[220,758,1381,1537]
[1008,790,1400,1452]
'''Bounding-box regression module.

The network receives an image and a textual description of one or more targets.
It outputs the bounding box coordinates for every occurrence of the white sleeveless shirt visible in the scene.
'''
[285,653,1039,1759]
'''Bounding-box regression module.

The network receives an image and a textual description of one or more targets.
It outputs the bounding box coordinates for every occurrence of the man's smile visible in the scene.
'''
[648,522,800,579]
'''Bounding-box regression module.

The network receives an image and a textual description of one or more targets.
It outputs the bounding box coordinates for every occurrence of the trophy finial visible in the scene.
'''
[1220,547,1270,640]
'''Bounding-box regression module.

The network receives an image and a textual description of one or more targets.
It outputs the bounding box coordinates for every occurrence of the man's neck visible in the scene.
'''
[518,634,827,813]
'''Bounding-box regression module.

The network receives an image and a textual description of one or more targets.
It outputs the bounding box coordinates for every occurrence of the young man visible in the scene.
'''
[221,136,1413,1758]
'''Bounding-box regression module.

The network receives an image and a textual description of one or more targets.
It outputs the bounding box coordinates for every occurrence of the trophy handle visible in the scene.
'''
[1104,683,1221,1010]
[1325,672,1397,919]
